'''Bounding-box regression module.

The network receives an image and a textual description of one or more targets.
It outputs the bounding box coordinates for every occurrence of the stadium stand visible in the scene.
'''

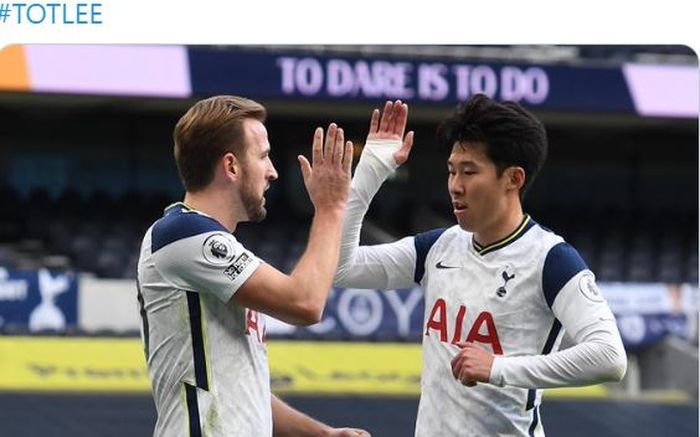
[0,185,697,283]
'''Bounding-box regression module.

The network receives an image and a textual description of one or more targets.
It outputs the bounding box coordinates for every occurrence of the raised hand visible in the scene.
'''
[298,123,353,213]
[366,99,414,166]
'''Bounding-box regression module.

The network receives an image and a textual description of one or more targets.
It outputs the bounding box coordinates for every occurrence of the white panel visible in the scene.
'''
[79,277,140,332]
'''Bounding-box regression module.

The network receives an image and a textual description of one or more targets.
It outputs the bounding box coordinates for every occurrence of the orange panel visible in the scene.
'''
[0,44,30,91]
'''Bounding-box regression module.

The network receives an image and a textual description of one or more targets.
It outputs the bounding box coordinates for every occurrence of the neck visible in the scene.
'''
[183,189,242,233]
[473,203,524,247]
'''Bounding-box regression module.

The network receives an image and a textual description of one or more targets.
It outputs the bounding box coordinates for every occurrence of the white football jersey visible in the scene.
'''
[137,202,270,437]
[415,216,565,437]
[336,214,622,437]
[335,142,625,437]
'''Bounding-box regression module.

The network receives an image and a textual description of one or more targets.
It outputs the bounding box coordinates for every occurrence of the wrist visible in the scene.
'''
[489,356,504,386]
[362,138,400,171]
[313,204,346,219]
[315,423,335,437]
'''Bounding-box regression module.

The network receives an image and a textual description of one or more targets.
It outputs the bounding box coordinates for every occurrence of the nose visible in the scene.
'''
[269,163,279,181]
[448,176,463,197]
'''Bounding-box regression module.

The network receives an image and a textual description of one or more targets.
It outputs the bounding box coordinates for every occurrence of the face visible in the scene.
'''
[238,118,278,222]
[447,142,510,233]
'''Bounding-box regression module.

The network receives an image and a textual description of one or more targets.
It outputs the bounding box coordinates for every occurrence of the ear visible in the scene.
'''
[222,152,240,182]
[505,166,526,192]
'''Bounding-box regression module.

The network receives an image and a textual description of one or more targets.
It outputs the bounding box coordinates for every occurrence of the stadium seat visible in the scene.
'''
[96,250,127,278]
[658,252,683,283]
[0,185,696,283]
[686,253,698,285]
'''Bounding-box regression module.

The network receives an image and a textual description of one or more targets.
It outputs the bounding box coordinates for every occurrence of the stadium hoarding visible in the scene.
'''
[1,271,695,349]
[189,48,629,113]
[69,279,700,350]
[0,336,608,398]
[188,48,698,118]
[0,336,148,392]
[600,282,698,350]
[0,45,696,118]
[265,287,426,341]
[266,283,698,349]
[0,44,191,97]
[0,267,78,333]
[0,336,422,395]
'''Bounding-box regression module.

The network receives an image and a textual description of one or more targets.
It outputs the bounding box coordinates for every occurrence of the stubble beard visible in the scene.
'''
[240,182,267,223]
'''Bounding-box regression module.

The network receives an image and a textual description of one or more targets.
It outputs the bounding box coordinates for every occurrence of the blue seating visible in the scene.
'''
[0,187,696,282]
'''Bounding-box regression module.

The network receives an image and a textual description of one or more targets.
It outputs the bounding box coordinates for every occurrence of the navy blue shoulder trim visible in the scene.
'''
[152,211,227,253]
[414,228,447,284]
[542,242,588,308]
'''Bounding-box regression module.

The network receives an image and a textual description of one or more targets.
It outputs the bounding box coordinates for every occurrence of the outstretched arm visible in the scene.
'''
[272,394,370,437]
[234,124,353,325]
[334,101,417,290]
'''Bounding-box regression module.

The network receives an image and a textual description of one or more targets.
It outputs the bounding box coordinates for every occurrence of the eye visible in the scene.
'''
[463,171,476,176]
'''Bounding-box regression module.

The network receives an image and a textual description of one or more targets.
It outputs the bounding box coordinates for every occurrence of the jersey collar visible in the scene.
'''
[472,214,534,256]
[163,201,194,216]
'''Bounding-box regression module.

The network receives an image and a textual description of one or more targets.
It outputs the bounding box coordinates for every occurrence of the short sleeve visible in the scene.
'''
[151,212,261,302]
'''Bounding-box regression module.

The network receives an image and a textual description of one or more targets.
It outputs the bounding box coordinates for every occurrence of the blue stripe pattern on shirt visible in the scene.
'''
[526,319,562,411]
[184,382,202,437]
[528,405,540,436]
[186,291,209,391]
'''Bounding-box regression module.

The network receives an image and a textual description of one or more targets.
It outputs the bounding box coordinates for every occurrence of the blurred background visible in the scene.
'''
[0,44,697,436]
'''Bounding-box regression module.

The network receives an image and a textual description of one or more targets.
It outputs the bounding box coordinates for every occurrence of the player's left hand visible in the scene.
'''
[326,427,372,436]
[450,342,494,387]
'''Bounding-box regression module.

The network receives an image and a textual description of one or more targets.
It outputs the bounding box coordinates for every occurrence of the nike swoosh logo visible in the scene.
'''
[435,261,460,269]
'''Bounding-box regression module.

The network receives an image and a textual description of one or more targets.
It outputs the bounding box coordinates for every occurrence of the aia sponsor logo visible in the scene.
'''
[424,298,503,354]
[245,309,267,343]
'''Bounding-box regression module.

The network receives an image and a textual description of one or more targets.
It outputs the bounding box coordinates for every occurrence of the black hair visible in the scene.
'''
[437,94,548,197]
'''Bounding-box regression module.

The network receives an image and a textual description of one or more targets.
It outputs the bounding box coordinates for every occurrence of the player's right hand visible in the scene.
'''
[298,123,353,214]
[366,99,414,166]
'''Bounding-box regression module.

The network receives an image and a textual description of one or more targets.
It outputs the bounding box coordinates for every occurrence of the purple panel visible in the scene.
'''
[623,64,699,118]
[25,45,191,97]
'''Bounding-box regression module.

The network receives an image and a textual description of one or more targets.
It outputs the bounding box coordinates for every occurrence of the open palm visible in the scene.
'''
[366,100,414,166]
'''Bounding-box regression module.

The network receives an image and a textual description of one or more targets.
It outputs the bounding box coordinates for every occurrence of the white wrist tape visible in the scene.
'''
[361,138,401,172]
[350,139,402,206]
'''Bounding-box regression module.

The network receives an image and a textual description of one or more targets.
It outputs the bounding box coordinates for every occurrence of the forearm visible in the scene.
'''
[272,394,333,437]
[230,208,349,326]
[290,208,345,313]
[335,139,399,285]
[490,322,627,389]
